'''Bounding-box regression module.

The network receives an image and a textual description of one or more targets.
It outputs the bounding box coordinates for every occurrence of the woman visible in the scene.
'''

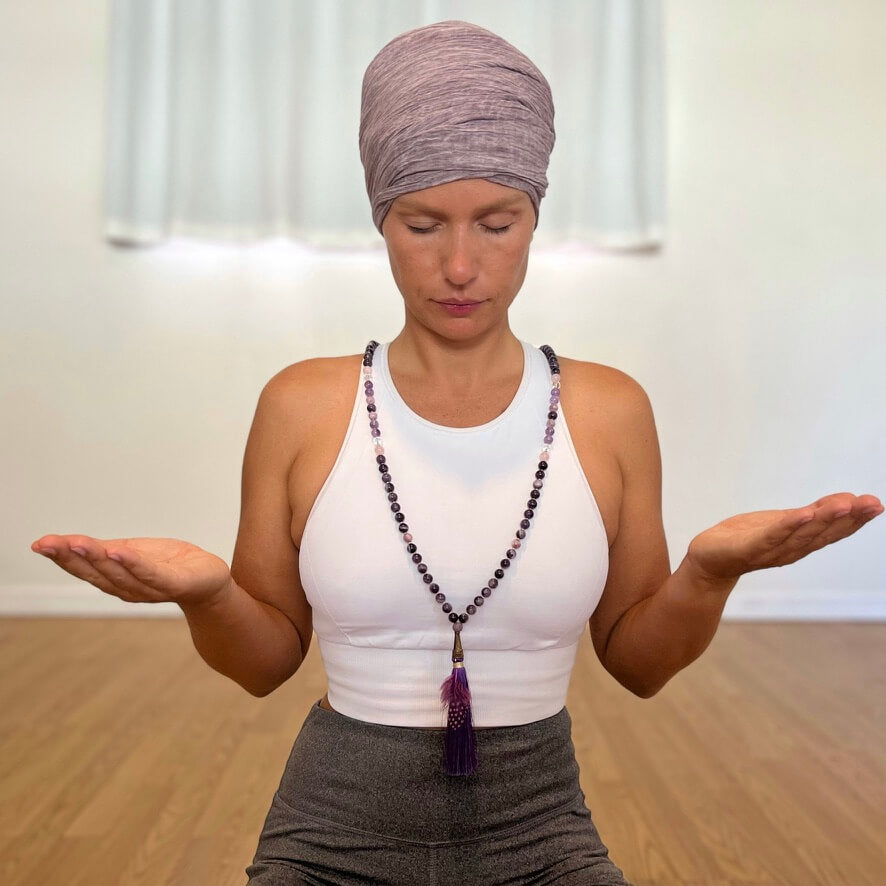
[32,21,882,886]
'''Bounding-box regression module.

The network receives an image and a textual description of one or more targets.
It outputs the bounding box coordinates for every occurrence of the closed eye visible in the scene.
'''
[406,224,512,235]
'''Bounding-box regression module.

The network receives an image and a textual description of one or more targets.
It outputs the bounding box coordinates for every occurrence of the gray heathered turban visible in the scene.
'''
[359,20,556,234]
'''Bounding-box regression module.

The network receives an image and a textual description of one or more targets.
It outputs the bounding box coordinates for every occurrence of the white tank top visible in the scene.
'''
[299,339,609,727]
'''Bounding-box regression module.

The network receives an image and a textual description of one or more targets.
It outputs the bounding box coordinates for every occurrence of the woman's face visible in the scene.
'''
[381,178,535,338]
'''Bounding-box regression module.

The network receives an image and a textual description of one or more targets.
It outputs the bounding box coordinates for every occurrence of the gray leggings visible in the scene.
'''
[245,700,632,885]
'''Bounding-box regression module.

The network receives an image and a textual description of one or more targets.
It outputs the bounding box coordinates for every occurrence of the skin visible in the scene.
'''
[31,178,884,706]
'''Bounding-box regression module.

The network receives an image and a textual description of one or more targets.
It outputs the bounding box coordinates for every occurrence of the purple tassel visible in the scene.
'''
[440,630,477,775]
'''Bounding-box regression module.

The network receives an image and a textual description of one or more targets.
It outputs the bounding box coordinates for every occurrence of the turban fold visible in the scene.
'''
[359,20,556,233]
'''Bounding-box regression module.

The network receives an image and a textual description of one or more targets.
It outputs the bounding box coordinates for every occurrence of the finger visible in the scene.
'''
[75,544,166,602]
[768,504,880,566]
[40,537,142,603]
[103,545,170,591]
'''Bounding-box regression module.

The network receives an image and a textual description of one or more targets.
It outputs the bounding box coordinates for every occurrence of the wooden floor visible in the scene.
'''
[0,620,884,886]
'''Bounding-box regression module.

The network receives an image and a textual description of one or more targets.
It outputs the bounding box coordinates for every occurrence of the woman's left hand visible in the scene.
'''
[686,492,884,583]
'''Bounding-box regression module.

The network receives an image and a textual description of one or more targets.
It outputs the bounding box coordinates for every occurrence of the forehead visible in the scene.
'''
[390,179,531,214]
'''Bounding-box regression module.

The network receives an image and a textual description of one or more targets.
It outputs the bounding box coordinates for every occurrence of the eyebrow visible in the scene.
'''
[393,194,526,215]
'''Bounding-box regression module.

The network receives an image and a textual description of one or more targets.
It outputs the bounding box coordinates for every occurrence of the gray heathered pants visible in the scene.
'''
[245,700,632,885]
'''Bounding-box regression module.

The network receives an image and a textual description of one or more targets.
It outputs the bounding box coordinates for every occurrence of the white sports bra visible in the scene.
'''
[298,340,609,727]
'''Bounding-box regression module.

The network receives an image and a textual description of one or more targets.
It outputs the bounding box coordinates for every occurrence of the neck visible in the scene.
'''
[387,325,523,392]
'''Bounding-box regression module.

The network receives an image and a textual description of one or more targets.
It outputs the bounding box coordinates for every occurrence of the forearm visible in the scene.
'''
[178,579,304,697]
[604,554,739,698]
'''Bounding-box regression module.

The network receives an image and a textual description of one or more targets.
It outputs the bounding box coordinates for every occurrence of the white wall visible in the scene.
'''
[2,0,884,619]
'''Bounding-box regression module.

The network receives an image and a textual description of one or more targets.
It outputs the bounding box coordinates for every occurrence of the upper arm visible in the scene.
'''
[230,365,314,667]
[589,373,671,675]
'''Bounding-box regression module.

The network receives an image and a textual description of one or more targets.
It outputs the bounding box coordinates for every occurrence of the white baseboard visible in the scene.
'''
[722,587,886,620]
[1,585,182,616]
[2,584,884,620]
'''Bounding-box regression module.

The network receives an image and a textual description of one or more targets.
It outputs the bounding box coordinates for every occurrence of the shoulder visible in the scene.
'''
[257,353,364,420]
[248,354,363,450]
[263,353,363,399]
[556,355,653,421]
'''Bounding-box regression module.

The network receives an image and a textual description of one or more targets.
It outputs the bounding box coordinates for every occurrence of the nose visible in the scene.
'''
[441,228,479,287]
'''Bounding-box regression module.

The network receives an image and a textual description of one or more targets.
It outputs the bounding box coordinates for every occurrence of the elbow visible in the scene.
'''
[621,675,667,699]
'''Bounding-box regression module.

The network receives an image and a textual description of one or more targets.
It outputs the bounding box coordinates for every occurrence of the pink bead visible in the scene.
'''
[403,532,413,543]
[551,373,560,383]
[363,366,372,375]
[512,539,521,548]
[366,396,375,404]
[375,445,385,455]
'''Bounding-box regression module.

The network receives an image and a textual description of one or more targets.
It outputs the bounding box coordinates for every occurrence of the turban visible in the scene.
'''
[359,20,556,234]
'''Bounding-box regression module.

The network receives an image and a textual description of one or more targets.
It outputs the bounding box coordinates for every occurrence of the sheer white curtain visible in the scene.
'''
[104,0,664,249]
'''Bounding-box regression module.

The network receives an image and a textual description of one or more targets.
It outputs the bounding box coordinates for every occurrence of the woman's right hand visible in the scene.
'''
[30,535,233,609]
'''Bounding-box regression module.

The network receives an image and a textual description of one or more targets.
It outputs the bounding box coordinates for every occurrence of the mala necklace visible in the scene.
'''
[361,340,561,776]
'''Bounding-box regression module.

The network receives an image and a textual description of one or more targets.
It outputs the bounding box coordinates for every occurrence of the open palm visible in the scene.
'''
[686,492,883,583]
[31,534,232,607]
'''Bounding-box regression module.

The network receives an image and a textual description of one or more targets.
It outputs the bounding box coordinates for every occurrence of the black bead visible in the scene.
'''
[394,512,405,522]
[398,523,409,532]
[387,492,398,502]
[423,574,433,584]
[506,548,516,558]
[500,559,510,569]
[516,529,527,539]
[530,490,540,500]
[382,473,391,482]
[376,455,386,464]
[417,564,427,574]
[378,463,388,473]
[442,602,453,613]
[430,582,439,592]
[448,612,459,623]
[535,470,545,479]
[488,578,498,588]
[466,604,476,615]
[391,503,401,512]
[407,543,417,553]
[384,483,394,493]
[481,588,492,598]
[435,593,446,603]
[527,499,537,509]
[458,613,468,623]
[494,568,504,579]
[524,510,534,519]
[474,596,485,606]
[520,519,530,529]
[539,460,548,469]
[367,404,376,412]
[411,553,422,563]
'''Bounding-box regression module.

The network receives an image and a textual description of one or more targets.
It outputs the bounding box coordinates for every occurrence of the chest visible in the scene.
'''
[288,357,622,552]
